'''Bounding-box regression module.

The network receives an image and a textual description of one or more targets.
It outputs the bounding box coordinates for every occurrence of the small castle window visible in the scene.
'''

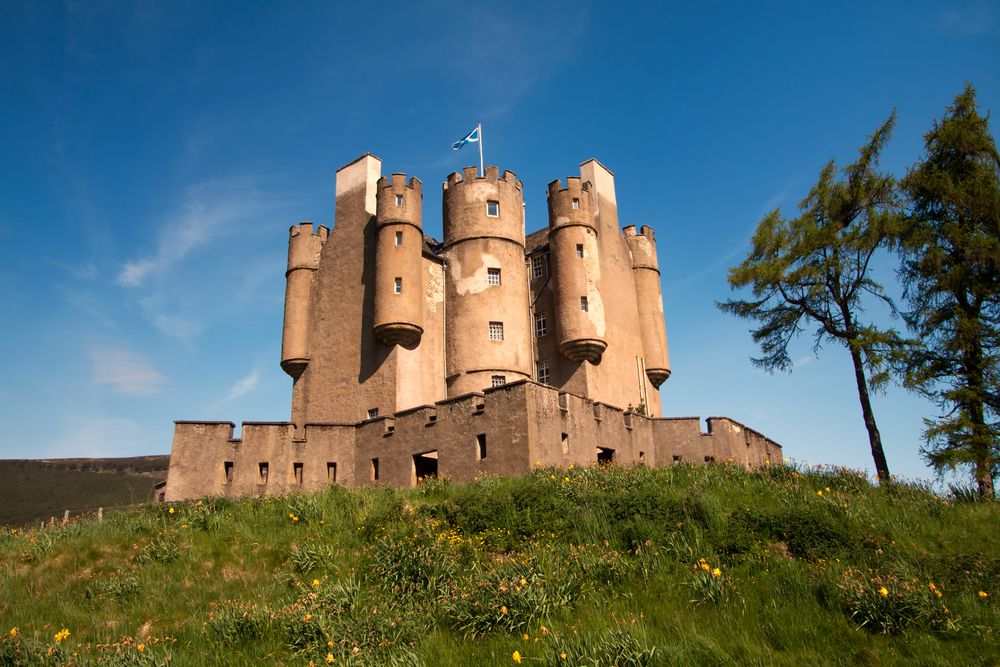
[561,432,569,455]
[704,456,715,463]
[371,458,379,481]
[395,194,403,207]
[535,312,547,337]
[487,267,501,285]
[580,296,589,312]
[367,408,378,419]
[489,321,504,340]
[491,375,506,387]
[576,244,584,258]
[394,277,402,294]
[486,200,500,217]
[476,433,487,460]
[293,462,303,484]
[531,255,544,279]
[327,462,337,483]
[395,231,403,245]
[537,360,550,385]
[572,198,580,210]
[258,462,268,484]
[673,455,682,465]
[224,461,234,483]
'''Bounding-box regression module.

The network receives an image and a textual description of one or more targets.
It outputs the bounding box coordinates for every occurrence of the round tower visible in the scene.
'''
[281,222,328,379]
[624,225,671,387]
[373,173,424,347]
[442,165,531,396]
[547,177,607,364]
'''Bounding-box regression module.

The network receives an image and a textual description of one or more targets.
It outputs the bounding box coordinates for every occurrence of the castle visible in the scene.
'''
[163,154,781,501]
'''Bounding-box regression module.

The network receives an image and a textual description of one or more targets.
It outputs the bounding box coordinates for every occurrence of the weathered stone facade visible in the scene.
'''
[164,153,781,501]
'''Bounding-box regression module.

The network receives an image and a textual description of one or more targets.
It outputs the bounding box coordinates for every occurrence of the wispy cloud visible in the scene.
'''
[793,354,815,369]
[117,177,268,288]
[224,368,260,402]
[939,3,994,35]
[89,346,167,395]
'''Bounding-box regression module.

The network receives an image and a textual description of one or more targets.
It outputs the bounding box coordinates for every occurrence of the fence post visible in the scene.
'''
[97,507,103,523]
[63,510,70,523]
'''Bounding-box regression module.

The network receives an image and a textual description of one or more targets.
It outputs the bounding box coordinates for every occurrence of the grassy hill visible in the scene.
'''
[0,457,169,527]
[0,462,996,666]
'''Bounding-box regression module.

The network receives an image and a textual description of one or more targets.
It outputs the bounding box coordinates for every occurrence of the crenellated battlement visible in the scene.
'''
[287,221,327,273]
[288,222,329,244]
[443,165,522,192]
[546,176,592,198]
[377,173,423,193]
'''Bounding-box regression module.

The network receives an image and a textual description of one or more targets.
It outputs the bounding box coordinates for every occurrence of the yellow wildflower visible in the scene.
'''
[513,651,522,664]
[979,591,989,599]
[541,625,549,636]
[54,628,70,642]
[312,578,321,588]
[137,644,145,653]
[8,628,16,638]
[935,590,942,598]
[879,587,888,597]
[302,614,312,623]
[522,633,529,641]
[824,487,830,493]
[817,490,823,496]
[700,562,710,573]
[501,605,508,615]
[560,652,567,661]
[326,653,335,664]
[327,641,334,648]
[520,578,527,586]
[168,507,175,514]
[712,568,722,578]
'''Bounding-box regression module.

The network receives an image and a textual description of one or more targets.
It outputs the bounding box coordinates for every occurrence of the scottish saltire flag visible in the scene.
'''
[452,125,480,150]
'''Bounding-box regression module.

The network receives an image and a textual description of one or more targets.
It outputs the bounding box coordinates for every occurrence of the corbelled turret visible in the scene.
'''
[373,173,424,347]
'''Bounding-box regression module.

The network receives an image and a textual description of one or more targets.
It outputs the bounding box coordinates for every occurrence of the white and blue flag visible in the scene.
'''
[451,125,481,151]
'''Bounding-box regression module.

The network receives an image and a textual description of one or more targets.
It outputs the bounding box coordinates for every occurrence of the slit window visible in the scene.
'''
[224,461,234,483]
[561,432,569,455]
[476,433,487,460]
[327,462,337,483]
[489,321,504,340]
[535,312,547,337]
[395,194,404,207]
[580,296,589,312]
[395,231,403,245]
[371,458,379,481]
[576,244,584,258]
[486,200,500,217]
[293,462,303,484]
[487,267,501,285]
[572,198,580,210]
[537,360,550,385]
[531,255,544,279]
[491,375,506,387]
[367,408,379,419]
[258,462,268,484]
[394,277,402,294]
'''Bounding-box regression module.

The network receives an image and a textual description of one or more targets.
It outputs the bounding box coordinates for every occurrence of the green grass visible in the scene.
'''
[0,458,168,527]
[0,462,996,666]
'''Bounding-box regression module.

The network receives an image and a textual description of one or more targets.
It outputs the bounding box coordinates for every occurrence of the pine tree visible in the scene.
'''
[719,115,900,481]
[897,85,1000,498]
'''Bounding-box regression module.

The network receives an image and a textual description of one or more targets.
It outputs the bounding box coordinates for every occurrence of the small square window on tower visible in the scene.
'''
[487,267,501,285]
[537,360,550,385]
[395,194,403,207]
[486,200,500,217]
[580,296,589,312]
[491,375,506,387]
[534,312,547,337]
[293,462,303,484]
[489,321,504,340]
[572,198,580,209]
[394,277,402,294]
[531,255,544,279]
[576,243,584,258]
[258,462,269,484]
[395,230,403,246]
[367,408,379,419]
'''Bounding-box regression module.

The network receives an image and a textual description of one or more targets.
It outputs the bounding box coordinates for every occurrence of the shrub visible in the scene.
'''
[206,600,274,644]
[85,570,141,604]
[136,536,181,564]
[288,542,337,574]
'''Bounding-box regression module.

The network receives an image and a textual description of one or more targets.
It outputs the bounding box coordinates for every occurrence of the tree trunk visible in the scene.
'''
[962,309,995,498]
[847,342,891,481]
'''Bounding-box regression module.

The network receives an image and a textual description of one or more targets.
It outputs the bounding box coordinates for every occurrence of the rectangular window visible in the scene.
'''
[293,462,303,484]
[537,360,550,385]
[491,375,506,387]
[371,458,379,481]
[476,433,487,460]
[487,267,501,285]
[367,408,379,419]
[534,312,547,337]
[224,461,234,483]
[327,462,337,483]
[531,255,544,279]
[258,462,268,484]
[489,321,504,340]
[394,277,402,294]
[486,200,500,217]
[572,198,580,209]
[580,296,589,312]
[395,231,403,245]
[395,194,403,207]
[576,243,584,258]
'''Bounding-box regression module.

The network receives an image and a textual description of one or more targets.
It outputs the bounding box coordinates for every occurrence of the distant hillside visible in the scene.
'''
[0,456,169,526]
[0,463,996,665]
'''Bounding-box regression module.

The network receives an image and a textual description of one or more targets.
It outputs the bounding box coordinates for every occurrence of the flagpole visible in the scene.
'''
[478,123,484,176]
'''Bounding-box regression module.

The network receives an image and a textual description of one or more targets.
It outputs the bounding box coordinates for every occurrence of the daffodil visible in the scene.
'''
[522,633,529,641]
[817,490,823,496]
[700,562,710,573]
[168,507,175,514]
[8,628,17,638]
[501,605,508,615]
[326,653,335,664]
[979,591,989,599]
[137,643,145,653]
[712,568,722,577]
[879,587,888,597]
[512,651,522,664]
[312,578,320,588]
[560,652,567,661]
[54,628,70,642]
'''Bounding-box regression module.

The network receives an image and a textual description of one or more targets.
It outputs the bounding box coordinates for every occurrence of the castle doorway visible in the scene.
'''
[412,450,439,485]
[596,447,615,465]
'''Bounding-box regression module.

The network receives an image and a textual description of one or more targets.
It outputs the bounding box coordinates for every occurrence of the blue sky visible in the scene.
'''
[0,1,997,484]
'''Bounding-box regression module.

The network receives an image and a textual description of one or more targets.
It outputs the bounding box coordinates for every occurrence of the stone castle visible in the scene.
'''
[163,154,781,501]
